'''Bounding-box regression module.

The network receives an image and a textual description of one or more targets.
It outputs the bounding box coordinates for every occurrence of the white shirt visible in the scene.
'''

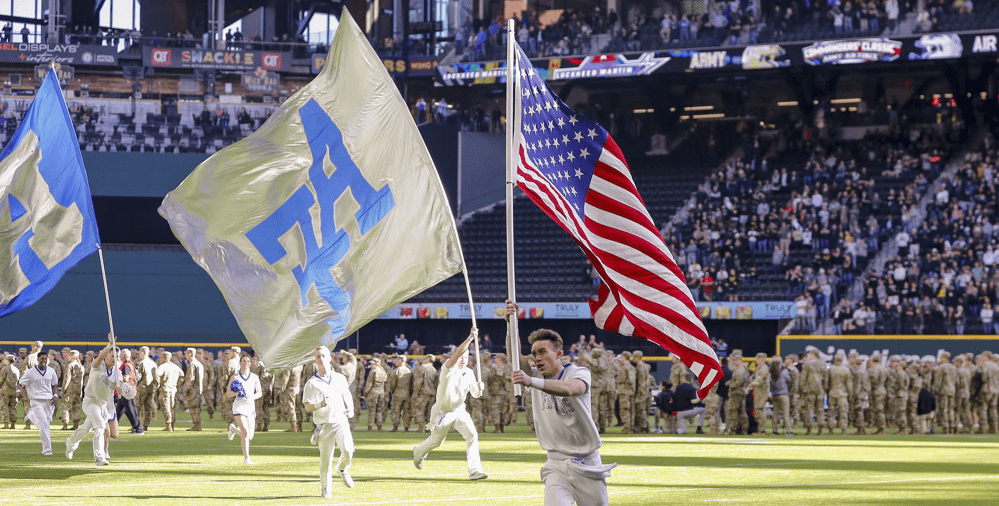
[436,363,481,413]
[84,361,120,406]
[303,371,353,424]
[231,370,262,415]
[18,365,58,401]
[529,364,601,458]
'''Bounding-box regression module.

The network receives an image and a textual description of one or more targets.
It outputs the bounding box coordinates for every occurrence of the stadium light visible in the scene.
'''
[684,105,714,111]
[777,101,798,107]
[830,98,862,104]
[693,113,725,120]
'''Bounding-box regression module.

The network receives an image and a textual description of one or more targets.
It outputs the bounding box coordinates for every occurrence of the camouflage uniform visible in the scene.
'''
[954,356,972,433]
[597,349,615,433]
[867,354,889,434]
[0,357,19,429]
[906,362,923,434]
[633,352,653,433]
[352,352,365,427]
[616,352,636,433]
[981,353,999,434]
[220,353,240,424]
[202,352,216,420]
[411,356,438,432]
[61,356,84,429]
[489,356,509,431]
[849,355,869,434]
[387,357,413,431]
[582,349,607,431]
[185,351,205,430]
[785,358,800,426]
[749,353,770,434]
[136,351,158,430]
[931,352,956,433]
[725,352,750,435]
[284,363,304,431]
[888,358,910,434]
[254,360,273,431]
[364,358,388,431]
[470,354,491,432]
[703,381,722,435]
[799,351,827,435]
[273,369,290,422]
[826,354,852,434]
[157,354,183,430]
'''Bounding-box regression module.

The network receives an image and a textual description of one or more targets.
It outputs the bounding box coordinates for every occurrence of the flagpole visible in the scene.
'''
[505,19,522,396]
[97,245,117,365]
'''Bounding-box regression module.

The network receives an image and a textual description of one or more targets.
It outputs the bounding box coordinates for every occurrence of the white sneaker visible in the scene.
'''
[65,438,74,460]
[243,458,255,465]
[413,447,423,470]
[341,471,354,488]
[95,458,109,467]
[42,451,53,456]
[228,424,237,441]
[320,486,331,499]
[469,470,488,480]
[310,424,323,445]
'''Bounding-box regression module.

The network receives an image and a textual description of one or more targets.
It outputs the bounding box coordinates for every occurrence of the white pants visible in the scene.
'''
[319,420,354,490]
[27,398,55,454]
[540,454,614,506]
[676,406,706,434]
[413,406,482,475]
[67,400,110,461]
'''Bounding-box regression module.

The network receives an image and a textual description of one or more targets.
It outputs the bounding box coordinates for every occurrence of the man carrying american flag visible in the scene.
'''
[509,42,722,400]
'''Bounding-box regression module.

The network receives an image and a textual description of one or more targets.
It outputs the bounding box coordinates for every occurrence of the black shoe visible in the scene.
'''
[695,427,705,434]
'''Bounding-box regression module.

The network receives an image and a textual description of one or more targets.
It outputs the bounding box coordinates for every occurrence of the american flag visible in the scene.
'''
[511,45,721,398]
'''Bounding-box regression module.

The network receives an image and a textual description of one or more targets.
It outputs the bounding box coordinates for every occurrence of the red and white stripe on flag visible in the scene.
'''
[511,42,721,399]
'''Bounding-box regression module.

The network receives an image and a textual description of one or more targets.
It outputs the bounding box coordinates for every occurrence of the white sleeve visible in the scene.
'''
[302,381,323,406]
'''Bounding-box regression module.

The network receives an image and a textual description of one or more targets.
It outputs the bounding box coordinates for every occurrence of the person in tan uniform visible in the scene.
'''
[0,354,19,429]
[283,363,304,432]
[669,358,689,395]
[489,354,509,432]
[185,347,205,431]
[411,354,438,433]
[980,352,999,434]
[252,356,273,431]
[470,352,491,432]
[849,354,870,435]
[633,351,653,434]
[615,352,636,433]
[725,351,750,435]
[597,348,615,434]
[156,351,183,431]
[703,380,722,435]
[799,349,828,435]
[784,355,800,428]
[826,353,852,435]
[503,355,518,429]
[867,353,889,435]
[61,350,84,430]
[933,351,958,434]
[953,355,972,433]
[582,348,607,432]
[906,360,924,434]
[387,355,413,432]
[135,347,157,431]
[201,350,216,421]
[364,357,388,431]
[748,353,770,435]
[888,356,910,434]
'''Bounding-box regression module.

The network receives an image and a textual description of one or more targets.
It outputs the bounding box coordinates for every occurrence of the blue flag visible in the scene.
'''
[0,71,100,317]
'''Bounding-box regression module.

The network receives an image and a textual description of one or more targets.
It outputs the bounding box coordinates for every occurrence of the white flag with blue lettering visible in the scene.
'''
[159,12,463,369]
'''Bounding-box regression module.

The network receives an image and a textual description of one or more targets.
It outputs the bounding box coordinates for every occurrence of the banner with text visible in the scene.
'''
[436,30,999,85]
[376,301,794,320]
[0,43,118,66]
[145,47,290,72]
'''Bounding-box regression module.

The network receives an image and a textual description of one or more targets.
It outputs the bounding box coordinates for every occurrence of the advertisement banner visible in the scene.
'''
[241,68,280,91]
[35,63,74,83]
[436,29,999,85]
[145,47,289,72]
[378,301,793,320]
[315,53,441,76]
[0,43,117,66]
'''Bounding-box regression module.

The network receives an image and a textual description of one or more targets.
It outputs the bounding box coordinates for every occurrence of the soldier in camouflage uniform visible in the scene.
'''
[285,363,304,432]
[867,353,889,435]
[157,351,183,431]
[220,347,241,425]
[615,352,636,433]
[953,355,972,433]
[826,353,852,435]
[633,351,653,434]
[906,360,923,434]
[201,350,216,421]
[185,347,205,431]
[749,353,770,435]
[253,356,273,431]
[489,354,509,432]
[980,352,999,434]
[703,379,722,435]
[597,348,615,434]
[784,355,800,428]
[364,357,388,431]
[61,350,84,430]
[888,356,909,434]
[0,354,18,429]
[799,349,827,436]
[933,351,958,434]
[411,354,437,433]
[669,359,689,395]
[135,346,158,431]
[581,348,606,432]
[387,355,413,432]
[725,351,750,435]
[849,354,870,435]
[470,352,491,432]
[504,356,518,428]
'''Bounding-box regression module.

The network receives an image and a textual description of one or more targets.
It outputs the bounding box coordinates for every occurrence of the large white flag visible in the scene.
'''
[159,12,463,369]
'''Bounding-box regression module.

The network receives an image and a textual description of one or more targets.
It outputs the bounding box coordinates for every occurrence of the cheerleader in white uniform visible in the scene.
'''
[226,354,262,464]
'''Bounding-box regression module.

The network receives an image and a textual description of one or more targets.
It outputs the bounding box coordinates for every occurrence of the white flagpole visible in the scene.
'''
[97,245,118,366]
[505,19,522,396]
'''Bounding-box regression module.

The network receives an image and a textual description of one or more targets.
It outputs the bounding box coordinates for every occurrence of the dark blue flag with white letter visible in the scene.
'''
[0,71,100,317]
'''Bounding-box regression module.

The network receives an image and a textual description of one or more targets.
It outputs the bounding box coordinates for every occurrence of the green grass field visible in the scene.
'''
[2,413,998,505]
